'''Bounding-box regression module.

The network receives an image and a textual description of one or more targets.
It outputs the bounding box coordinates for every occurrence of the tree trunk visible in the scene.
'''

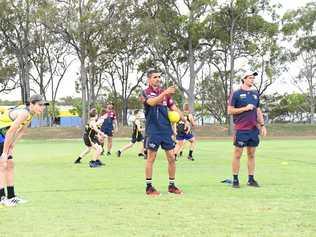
[80,56,88,131]
[188,35,195,113]
[228,2,235,135]
[122,99,128,126]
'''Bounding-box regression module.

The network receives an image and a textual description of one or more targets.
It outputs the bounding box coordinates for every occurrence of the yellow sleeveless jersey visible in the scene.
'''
[0,105,33,135]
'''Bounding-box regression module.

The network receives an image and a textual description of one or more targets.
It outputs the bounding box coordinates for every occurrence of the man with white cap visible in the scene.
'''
[228,71,267,188]
[0,94,48,206]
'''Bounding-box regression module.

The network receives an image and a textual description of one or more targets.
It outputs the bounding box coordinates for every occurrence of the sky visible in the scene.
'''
[1,0,312,101]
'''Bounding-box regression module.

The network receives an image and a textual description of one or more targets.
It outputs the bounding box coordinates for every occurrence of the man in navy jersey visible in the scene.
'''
[228,71,267,188]
[141,69,189,196]
[100,104,118,156]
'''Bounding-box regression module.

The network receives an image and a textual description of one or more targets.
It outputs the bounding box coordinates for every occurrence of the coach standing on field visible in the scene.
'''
[228,71,267,188]
[141,69,189,196]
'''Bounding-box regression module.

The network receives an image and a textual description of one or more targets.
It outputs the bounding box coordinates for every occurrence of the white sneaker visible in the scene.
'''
[0,196,17,207]
[11,196,27,204]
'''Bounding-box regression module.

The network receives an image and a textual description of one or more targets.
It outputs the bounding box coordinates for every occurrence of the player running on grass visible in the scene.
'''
[228,71,267,188]
[141,68,190,196]
[0,95,48,207]
[74,108,106,168]
[99,104,118,156]
[174,103,196,161]
[117,109,145,158]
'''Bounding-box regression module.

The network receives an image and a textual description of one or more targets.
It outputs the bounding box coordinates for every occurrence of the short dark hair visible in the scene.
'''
[89,108,97,118]
[134,109,139,115]
[147,68,159,78]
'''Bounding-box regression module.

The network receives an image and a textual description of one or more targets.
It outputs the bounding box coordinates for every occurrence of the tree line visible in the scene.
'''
[0,0,315,130]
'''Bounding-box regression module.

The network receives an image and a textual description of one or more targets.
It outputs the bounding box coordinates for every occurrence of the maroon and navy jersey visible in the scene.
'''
[141,86,174,136]
[101,111,117,131]
[229,89,260,131]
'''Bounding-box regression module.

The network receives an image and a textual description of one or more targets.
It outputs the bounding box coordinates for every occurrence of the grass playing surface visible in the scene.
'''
[0,139,315,237]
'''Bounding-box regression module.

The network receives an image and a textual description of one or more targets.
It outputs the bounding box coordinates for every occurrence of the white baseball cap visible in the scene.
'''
[243,71,258,79]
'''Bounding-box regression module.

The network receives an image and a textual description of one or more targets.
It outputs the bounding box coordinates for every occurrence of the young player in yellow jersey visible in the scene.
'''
[0,95,48,207]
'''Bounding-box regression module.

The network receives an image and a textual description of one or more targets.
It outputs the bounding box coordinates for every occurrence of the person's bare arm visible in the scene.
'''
[257,108,267,136]
[1,111,29,158]
[13,125,28,144]
[169,104,191,133]
[227,104,255,115]
[189,114,196,128]
[257,108,265,125]
[146,86,176,107]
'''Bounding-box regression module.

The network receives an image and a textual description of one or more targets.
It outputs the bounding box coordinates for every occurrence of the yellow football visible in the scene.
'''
[168,111,180,123]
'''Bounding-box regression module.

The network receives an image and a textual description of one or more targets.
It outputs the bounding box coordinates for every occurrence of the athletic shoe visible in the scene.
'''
[179,151,183,157]
[146,186,160,196]
[247,180,260,187]
[187,156,195,161]
[107,152,111,156]
[232,180,240,188]
[138,153,144,157]
[89,160,99,168]
[0,196,17,207]
[74,158,81,164]
[117,150,122,157]
[95,160,105,166]
[11,196,27,204]
[168,185,183,195]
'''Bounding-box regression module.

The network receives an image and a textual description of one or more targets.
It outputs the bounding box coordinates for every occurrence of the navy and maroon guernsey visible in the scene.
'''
[229,89,260,131]
[101,110,117,131]
[141,86,174,136]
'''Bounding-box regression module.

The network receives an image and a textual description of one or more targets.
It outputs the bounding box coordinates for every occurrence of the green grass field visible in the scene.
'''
[0,139,316,237]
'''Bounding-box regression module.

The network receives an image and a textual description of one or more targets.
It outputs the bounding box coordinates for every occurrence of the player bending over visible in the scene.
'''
[117,110,145,158]
[174,103,196,161]
[0,95,48,207]
[74,108,106,168]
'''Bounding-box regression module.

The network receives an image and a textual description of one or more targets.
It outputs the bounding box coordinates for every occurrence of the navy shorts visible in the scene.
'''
[103,129,113,137]
[234,128,260,148]
[176,133,194,141]
[145,134,175,151]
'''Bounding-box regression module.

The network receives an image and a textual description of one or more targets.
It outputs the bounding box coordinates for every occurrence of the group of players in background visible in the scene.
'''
[74,94,197,169]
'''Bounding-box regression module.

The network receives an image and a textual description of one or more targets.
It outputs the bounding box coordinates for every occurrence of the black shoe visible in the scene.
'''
[247,180,260,187]
[107,152,111,156]
[95,160,105,166]
[74,158,81,164]
[117,150,122,157]
[179,151,183,157]
[232,180,240,188]
[187,156,194,161]
[138,153,144,157]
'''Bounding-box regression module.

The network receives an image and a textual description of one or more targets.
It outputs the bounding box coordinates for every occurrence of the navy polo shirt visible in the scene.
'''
[141,86,174,136]
[229,89,260,131]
